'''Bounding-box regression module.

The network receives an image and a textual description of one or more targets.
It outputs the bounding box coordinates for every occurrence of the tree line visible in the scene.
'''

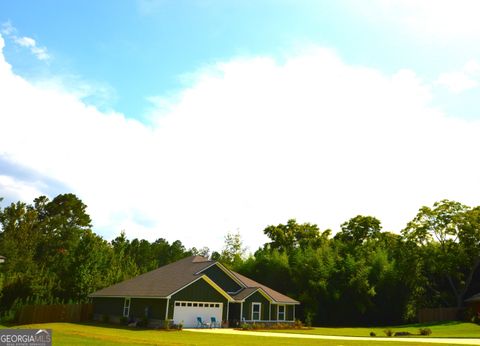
[1,194,479,325]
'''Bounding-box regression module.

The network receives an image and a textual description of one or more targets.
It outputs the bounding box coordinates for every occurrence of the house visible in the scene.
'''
[465,293,480,316]
[89,255,299,328]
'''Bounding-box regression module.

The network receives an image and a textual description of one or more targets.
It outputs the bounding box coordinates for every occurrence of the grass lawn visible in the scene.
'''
[0,322,473,346]
[262,321,480,338]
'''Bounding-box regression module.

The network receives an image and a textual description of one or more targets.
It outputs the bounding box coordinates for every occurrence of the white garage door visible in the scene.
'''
[173,301,223,328]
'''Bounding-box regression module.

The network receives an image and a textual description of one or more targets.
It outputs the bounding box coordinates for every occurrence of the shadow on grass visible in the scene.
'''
[76,321,183,332]
[400,320,465,328]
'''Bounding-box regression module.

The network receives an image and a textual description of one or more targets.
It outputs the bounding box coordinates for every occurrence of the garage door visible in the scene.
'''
[173,301,223,328]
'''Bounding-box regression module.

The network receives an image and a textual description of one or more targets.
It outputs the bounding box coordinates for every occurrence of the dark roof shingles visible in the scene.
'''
[90,255,299,304]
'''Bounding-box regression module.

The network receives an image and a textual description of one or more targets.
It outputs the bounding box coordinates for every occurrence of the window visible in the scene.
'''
[278,305,286,321]
[252,303,261,321]
[175,302,180,306]
[123,298,131,317]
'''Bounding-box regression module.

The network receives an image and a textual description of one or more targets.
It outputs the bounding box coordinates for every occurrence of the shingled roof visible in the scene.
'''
[90,256,213,298]
[230,271,299,304]
[89,255,298,304]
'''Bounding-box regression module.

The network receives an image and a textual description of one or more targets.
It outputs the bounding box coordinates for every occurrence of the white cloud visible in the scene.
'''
[1,22,50,61]
[0,175,44,203]
[436,59,480,93]
[351,0,480,41]
[1,34,480,251]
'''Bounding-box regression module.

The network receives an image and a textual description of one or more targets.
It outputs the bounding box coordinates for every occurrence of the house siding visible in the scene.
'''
[169,278,228,320]
[287,305,294,321]
[203,264,242,293]
[243,291,270,321]
[271,304,277,320]
[92,297,123,317]
[130,298,167,320]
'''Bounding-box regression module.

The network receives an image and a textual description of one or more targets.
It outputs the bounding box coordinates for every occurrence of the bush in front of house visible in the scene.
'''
[102,314,110,323]
[419,327,432,336]
[241,323,253,330]
[394,331,412,336]
[136,316,149,327]
[370,331,376,337]
[383,329,393,337]
[240,322,307,330]
[119,316,128,325]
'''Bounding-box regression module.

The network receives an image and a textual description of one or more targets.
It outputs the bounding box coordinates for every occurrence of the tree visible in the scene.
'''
[402,199,480,308]
[218,231,246,268]
[335,215,382,246]
[263,219,323,253]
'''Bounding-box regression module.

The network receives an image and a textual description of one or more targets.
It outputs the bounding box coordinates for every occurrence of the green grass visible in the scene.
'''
[263,321,480,338]
[1,322,473,345]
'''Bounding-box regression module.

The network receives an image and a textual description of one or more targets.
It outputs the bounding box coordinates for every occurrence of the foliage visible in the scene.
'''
[419,327,432,335]
[223,231,247,267]
[0,194,192,313]
[383,329,393,337]
[102,314,110,323]
[370,331,376,337]
[2,194,480,328]
[136,316,149,327]
[163,319,171,330]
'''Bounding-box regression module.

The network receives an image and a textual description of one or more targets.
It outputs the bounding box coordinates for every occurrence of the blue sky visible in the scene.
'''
[3,0,479,119]
[1,0,480,251]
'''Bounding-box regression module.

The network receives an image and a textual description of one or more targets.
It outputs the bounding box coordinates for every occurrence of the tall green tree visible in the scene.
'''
[263,219,323,253]
[217,231,246,268]
[402,199,480,308]
[335,215,382,246]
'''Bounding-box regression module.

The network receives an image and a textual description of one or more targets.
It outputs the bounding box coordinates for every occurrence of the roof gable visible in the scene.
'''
[231,271,299,304]
[197,263,244,293]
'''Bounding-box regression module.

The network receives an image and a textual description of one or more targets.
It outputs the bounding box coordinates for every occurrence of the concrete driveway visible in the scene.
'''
[187,328,480,345]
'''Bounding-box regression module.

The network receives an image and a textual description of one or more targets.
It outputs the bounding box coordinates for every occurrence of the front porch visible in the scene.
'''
[227,300,296,327]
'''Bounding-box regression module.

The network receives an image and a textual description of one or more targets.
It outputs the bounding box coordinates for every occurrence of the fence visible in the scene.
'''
[17,303,93,324]
[418,307,465,323]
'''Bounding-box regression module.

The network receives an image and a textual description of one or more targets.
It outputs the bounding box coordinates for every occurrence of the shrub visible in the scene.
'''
[162,319,171,330]
[1,310,17,324]
[119,316,128,325]
[394,331,411,336]
[305,312,314,327]
[251,322,265,330]
[294,319,304,328]
[419,327,432,336]
[102,314,110,323]
[241,323,252,330]
[383,329,393,337]
[370,331,376,337]
[137,316,149,327]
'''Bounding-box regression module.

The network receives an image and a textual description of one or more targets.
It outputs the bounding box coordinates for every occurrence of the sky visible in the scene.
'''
[1,0,480,253]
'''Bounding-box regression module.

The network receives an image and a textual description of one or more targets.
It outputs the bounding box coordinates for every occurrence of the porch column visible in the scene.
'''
[226,302,229,326]
[165,298,170,320]
[240,302,243,322]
